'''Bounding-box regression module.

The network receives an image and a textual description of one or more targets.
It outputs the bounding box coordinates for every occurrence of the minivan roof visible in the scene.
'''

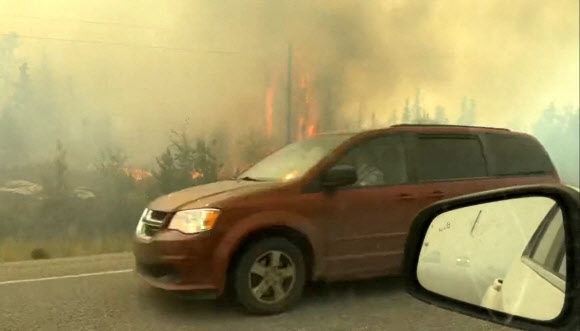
[317,124,514,137]
[390,123,511,131]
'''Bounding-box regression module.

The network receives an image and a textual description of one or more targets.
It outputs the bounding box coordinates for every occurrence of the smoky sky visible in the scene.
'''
[0,0,578,165]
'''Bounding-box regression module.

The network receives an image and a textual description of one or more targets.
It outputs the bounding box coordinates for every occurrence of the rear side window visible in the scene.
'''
[523,203,566,280]
[483,134,555,177]
[530,208,565,272]
[414,135,487,182]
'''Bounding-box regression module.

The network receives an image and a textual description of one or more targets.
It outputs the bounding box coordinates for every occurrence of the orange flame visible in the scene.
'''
[307,124,315,137]
[123,168,153,182]
[301,72,318,138]
[191,171,204,180]
[265,69,282,139]
[264,55,320,142]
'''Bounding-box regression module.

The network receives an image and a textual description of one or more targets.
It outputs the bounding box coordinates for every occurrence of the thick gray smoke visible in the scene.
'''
[0,0,578,166]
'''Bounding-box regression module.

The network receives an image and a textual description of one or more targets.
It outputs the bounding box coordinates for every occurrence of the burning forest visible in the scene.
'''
[0,0,578,263]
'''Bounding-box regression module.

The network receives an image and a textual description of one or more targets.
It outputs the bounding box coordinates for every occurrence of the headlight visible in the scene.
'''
[168,208,220,234]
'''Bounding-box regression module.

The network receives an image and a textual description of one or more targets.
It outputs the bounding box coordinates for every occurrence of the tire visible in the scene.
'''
[232,237,306,315]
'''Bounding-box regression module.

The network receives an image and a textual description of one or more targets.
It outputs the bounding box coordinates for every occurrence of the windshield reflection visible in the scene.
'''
[237,134,353,181]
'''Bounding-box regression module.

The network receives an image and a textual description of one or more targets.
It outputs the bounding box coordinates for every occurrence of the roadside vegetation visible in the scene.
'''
[1,99,577,263]
[1,33,578,262]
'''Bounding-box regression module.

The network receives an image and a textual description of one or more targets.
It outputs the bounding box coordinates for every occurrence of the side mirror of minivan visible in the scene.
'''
[321,165,358,189]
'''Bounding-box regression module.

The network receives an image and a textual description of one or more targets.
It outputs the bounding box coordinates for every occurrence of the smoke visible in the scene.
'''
[174,0,578,127]
[0,0,578,165]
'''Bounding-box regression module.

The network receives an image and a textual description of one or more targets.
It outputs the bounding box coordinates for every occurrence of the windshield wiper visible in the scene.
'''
[237,176,264,182]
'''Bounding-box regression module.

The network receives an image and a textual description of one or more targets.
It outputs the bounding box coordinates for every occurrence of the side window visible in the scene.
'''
[483,134,556,177]
[558,252,566,276]
[524,204,566,278]
[414,135,487,182]
[335,135,408,187]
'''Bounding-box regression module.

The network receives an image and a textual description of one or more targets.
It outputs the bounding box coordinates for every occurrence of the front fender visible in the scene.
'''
[211,210,324,294]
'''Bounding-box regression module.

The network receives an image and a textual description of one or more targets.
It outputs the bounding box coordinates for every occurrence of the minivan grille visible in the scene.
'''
[140,209,169,237]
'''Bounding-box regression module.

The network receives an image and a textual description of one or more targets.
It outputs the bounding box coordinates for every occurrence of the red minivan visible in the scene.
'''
[134,124,560,314]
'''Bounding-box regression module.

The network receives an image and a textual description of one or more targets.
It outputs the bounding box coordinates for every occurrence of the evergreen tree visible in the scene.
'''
[401,98,411,123]
[193,138,219,185]
[38,140,75,237]
[153,147,184,194]
[153,129,196,194]
[434,106,449,124]
[93,146,140,234]
[0,33,19,107]
[533,104,579,186]
[42,139,69,199]
[152,122,222,194]
[457,97,477,125]
[0,63,32,164]
[412,89,424,123]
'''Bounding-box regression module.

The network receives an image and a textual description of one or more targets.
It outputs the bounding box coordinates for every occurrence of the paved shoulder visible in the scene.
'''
[0,252,133,283]
[1,254,508,331]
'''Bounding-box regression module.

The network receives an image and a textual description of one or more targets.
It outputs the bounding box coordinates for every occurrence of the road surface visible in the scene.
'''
[0,253,509,331]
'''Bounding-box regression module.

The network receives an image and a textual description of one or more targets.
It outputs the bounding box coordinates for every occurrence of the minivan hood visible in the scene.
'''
[148,180,281,212]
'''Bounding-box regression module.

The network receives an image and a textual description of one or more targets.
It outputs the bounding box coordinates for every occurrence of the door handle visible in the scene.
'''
[398,193,416,200]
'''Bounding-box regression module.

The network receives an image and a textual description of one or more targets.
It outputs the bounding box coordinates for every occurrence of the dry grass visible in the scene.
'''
[0,234,133,263]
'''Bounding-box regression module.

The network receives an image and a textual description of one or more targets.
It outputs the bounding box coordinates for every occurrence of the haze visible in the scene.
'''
[0,0,578,165]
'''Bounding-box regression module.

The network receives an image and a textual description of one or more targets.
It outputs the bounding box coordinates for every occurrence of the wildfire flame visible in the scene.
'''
[191,171,204,180]
[123,168,152,182]
[307,124,315,137]
[121,168,202,182]
[266,70,281,138]
[264,53,319,142]
[297,72,318,139]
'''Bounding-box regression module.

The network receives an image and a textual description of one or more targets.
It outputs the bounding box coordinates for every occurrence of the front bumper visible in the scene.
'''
[133,230,219,293]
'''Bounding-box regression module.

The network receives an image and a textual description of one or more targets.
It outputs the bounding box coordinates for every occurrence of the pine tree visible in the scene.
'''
[434,106,449,124]
[53,140,68,197]
[412,89,423,123]
[153,147,183,194]
[0,33,19,106]
[533,104,579,186]
[0,63,32,164]
[152,122,222,194]
[193,138,219,184]
[41,139,69,199]
[401,98,411,123]
[457,97,477,125]
[39,140,74,237]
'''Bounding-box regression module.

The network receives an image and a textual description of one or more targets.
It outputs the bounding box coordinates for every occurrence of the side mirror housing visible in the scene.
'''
[321,165,357,189]
[403,184,580,330]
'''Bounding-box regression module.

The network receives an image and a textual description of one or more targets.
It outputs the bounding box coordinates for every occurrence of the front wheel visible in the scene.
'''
[233,237,306,314]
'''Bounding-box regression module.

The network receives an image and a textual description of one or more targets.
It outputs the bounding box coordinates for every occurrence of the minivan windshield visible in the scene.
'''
[237,134,353,181]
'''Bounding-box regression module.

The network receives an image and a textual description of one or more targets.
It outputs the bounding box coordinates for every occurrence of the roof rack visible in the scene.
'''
[390,124,510,131]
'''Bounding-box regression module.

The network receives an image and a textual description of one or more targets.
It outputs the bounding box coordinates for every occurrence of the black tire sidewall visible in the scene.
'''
[233,237,306,314]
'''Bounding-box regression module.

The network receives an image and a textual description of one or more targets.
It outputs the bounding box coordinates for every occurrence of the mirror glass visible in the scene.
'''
[417,196,566,321]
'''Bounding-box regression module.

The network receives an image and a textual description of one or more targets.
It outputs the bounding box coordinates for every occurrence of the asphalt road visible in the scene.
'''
[0,253,509,331]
